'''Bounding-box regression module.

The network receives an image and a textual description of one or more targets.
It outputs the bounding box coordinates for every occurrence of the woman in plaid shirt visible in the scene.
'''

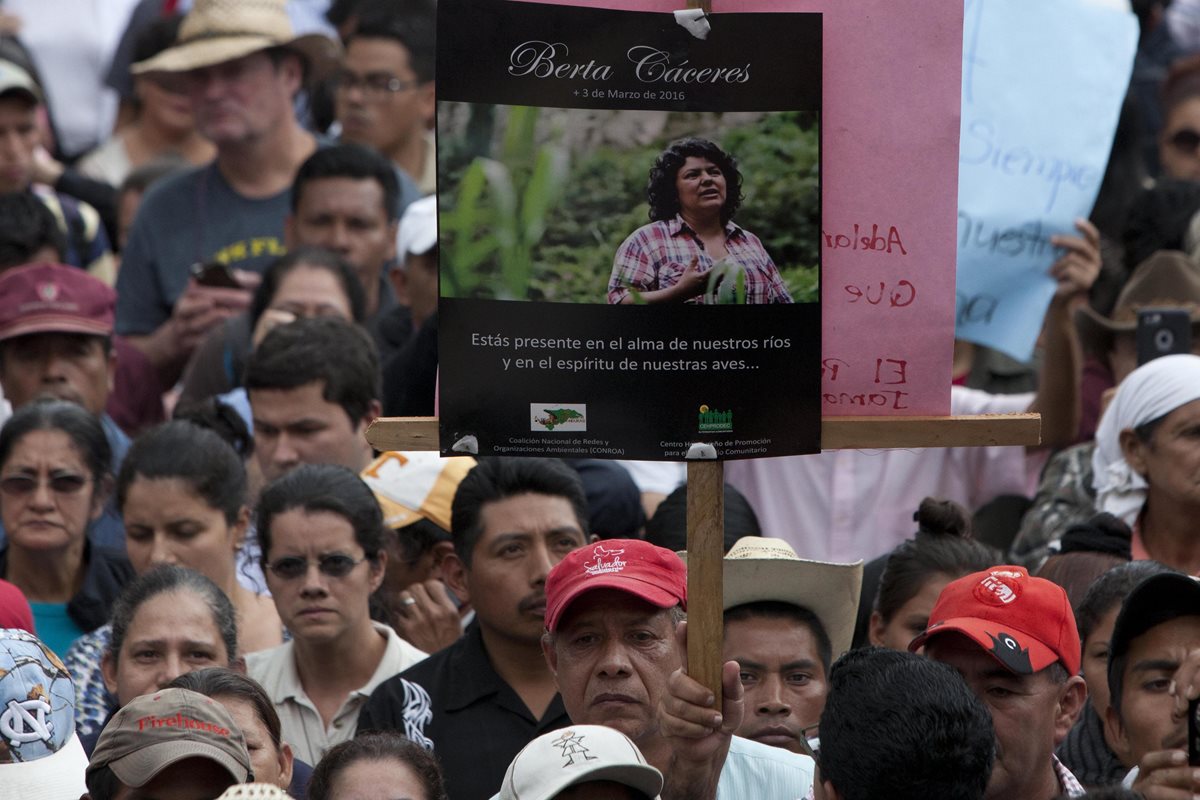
[607,137,794,305]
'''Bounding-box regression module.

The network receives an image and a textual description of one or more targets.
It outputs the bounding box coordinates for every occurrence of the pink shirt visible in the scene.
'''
[726,387,1041,562]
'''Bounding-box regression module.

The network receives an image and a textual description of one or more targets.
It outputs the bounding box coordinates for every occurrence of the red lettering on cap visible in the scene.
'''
[975,573,1020,606]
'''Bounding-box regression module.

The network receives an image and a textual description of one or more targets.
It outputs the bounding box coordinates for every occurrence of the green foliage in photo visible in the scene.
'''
[439,108,820,303]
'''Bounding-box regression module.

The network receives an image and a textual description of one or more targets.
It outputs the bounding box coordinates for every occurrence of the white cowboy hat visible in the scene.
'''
[682,536,863,659]
[132,0,339,80]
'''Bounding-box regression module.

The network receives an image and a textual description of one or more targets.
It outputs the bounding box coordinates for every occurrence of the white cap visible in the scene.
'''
[396,195,437,269]
[498,726,663,800]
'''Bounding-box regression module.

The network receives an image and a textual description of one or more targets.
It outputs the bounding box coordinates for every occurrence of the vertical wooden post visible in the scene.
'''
[686,0,713,12]
[686,460,724,711]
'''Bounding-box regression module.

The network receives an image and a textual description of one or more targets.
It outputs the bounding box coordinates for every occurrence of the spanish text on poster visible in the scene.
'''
[436,0,822,460]
[955,0,1137,361]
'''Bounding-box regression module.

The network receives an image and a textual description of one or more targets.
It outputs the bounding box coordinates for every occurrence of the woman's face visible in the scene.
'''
[123,476,245,586]
[135,72,196,135]
[329,757,428,800]
[1082,603,1121,719]
[102,588,230,707]
[269,265,355,322]
[869,572,954,652]
[0,429,101,553]
[263,509,384,646]
[1160,97,1200,182]
[674,156,726,221]
[215,694,292,790]
[1123,398,1200,509]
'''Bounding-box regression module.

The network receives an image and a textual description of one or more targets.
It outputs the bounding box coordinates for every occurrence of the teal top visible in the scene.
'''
[29,602,85,657]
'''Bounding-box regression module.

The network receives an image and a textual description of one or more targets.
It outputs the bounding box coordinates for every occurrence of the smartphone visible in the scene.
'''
[1190,696,1200,765]
[190,260,241,289]
[1137,308,1192,366]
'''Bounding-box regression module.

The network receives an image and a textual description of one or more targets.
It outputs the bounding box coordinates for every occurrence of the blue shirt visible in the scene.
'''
[29,601,86,656]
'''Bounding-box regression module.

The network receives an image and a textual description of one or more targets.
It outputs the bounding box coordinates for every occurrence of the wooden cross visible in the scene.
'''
[366,413,1038,714]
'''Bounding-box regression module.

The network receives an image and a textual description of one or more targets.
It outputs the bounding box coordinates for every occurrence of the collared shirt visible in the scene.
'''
[607,215,793,305]
[1055,754,1087,797]
[358,622,571,800]
[245,621,426,765]
[726,386,1040,562]
[719,736,814,799]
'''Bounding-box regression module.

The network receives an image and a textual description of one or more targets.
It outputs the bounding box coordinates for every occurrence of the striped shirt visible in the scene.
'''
[607,215,793,305]
[719,735,814,799]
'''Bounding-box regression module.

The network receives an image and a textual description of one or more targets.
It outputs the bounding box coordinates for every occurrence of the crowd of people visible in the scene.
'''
[5,0,1200,799]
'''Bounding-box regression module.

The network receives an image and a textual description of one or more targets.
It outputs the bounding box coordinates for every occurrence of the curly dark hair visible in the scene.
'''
[646,137,743,224]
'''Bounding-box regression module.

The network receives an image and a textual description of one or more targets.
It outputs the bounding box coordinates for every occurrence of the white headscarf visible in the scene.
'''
[1092,354,1200,524]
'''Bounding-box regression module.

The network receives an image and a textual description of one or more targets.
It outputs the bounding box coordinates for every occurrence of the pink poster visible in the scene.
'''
[521,0,962,416]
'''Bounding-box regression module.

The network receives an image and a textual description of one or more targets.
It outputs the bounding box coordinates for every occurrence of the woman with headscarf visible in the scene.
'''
[1092,353,1200,573]
[606,137,793,305]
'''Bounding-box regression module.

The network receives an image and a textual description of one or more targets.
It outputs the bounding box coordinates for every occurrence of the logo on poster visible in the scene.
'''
[698,404,732,432]
[531,404,587,432]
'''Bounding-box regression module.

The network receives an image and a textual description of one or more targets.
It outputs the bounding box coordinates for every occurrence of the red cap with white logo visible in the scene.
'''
[908,565,1080,675]
[544,539,687,633]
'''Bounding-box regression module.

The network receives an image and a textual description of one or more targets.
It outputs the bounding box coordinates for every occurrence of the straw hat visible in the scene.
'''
[682,537,863,659]
[131,0,339,79]
[1076,250,1200,356]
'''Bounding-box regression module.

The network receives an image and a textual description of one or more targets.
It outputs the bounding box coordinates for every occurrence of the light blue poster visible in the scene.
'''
[955,0,1137,361]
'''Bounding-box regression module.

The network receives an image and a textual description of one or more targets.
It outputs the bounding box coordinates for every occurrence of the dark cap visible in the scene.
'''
[1107,572,1200,698]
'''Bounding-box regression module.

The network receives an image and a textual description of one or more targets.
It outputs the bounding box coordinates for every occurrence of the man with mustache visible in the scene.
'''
[1104,571,1200,797]
[359,457,591,800]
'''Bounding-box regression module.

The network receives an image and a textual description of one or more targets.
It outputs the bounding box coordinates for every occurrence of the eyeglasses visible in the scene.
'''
[0,472,89,497]
[266,553,368,580]
[1169,127,1200,153]
[332,70,417,97]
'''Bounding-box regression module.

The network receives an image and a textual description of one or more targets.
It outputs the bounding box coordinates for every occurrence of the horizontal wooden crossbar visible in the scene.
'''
[365,413,1041,453]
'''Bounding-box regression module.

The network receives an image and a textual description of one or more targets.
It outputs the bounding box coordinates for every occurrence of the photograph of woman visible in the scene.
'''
[607,138,795,305]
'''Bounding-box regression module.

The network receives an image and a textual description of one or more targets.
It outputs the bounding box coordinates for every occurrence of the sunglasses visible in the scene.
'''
[0,472,89,497]
[1169,128,1200,153]
[266,553,367,580]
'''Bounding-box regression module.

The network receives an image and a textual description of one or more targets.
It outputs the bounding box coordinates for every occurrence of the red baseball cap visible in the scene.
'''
[909,565,1081,676]
[0,263,116,342]
[545,539,687,633]
[0,578,33,632]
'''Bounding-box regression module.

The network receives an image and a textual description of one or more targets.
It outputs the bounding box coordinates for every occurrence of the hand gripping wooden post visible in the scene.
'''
[685,456,725,713]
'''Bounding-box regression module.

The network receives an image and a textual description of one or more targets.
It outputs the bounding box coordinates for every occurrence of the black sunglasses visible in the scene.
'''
[1169,128,1200,153]
[266,553,367,580]
[0,472,89,497]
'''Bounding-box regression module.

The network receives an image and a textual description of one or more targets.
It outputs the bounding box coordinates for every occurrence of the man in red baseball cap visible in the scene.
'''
[911,565,1088,800]
[542,538,815,800]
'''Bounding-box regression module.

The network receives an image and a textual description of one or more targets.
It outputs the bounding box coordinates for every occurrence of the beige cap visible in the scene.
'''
[87,688,252,789]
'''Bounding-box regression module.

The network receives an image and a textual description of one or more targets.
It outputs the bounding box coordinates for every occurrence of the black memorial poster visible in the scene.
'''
[436,0,822,460]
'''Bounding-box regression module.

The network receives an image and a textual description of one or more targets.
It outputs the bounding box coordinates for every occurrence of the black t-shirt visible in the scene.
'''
[357,623,570,800]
